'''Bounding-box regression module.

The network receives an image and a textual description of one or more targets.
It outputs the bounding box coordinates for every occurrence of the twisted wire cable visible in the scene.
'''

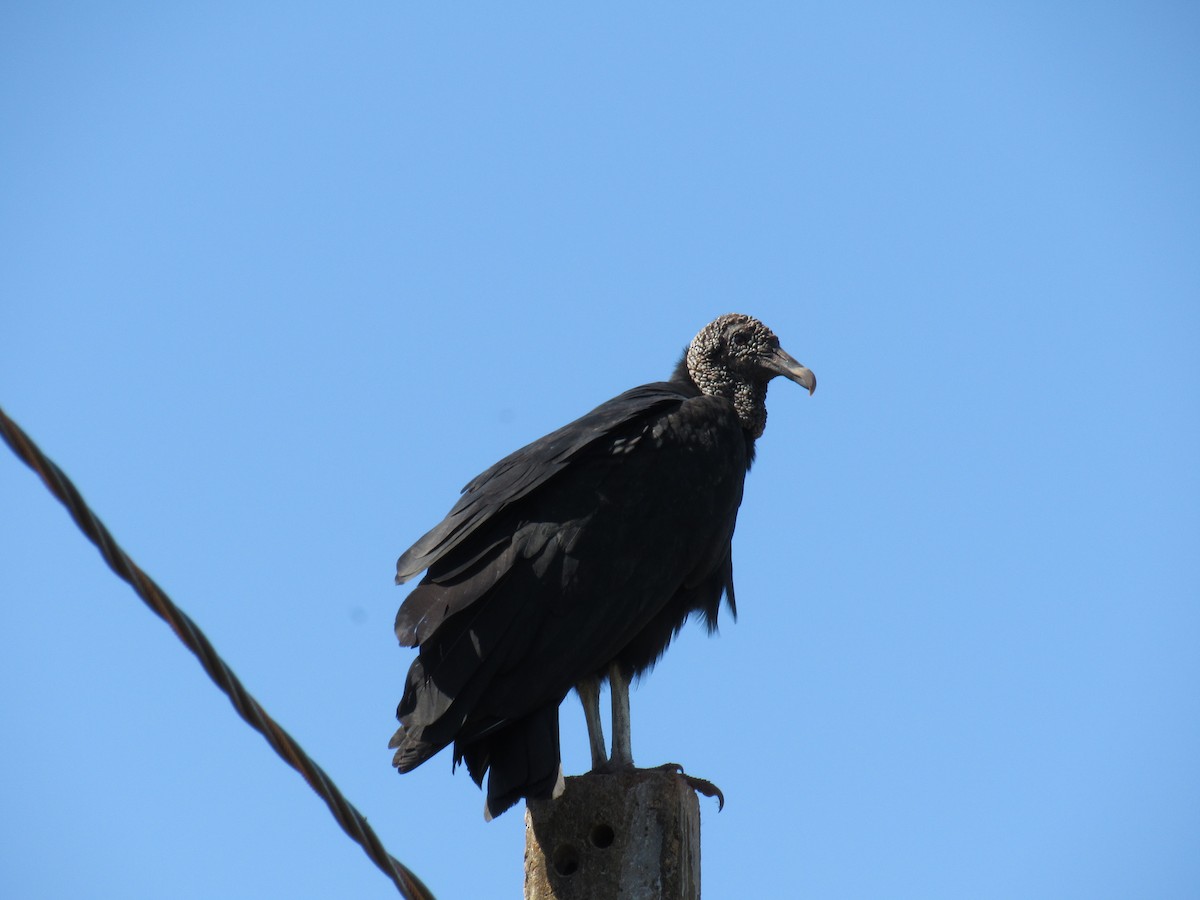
[0,404,435,900]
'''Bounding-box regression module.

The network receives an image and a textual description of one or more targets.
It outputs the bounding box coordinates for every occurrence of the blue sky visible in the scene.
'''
[2,4,1197,898]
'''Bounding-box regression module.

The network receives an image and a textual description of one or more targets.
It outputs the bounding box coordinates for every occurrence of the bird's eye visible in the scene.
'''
[730,330,750,347]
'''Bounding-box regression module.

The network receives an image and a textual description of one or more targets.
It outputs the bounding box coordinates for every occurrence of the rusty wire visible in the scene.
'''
[0,404,435,900]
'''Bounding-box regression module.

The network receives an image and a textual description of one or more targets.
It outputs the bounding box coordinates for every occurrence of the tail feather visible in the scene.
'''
[459,704,561,820]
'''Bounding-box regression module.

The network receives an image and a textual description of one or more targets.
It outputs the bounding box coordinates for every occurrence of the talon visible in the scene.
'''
[657,763,725,811]
[681,774,725,811]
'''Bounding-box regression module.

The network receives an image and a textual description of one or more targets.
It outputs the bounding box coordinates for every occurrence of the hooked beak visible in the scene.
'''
[764,346,816,395]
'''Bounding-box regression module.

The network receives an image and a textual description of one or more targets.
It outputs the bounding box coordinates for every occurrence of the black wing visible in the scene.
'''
[395,381,705,640]
[390,380,749,813]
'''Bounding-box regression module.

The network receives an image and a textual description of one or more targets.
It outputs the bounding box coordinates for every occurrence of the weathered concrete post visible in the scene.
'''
[524,769,701,899]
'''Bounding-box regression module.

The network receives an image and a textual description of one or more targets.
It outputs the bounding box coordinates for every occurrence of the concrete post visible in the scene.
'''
[524,769,701,899]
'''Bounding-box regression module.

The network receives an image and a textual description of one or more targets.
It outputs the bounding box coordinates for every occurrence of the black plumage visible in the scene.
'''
[389,313,815,818]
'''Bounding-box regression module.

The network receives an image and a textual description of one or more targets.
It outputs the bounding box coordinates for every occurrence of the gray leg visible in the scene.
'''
[608,663,634,769]
[576,675,608,770]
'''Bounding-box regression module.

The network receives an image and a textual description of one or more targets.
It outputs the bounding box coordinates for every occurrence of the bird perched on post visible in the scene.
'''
[390,313,816,819]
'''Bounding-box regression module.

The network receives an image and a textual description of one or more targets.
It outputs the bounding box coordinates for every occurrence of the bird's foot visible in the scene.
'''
[584,761,724,810]
[656,763,725,811]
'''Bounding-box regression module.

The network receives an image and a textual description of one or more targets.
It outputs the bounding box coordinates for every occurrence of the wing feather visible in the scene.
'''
[395,382,694,583]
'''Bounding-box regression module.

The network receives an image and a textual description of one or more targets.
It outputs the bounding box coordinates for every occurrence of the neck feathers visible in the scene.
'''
[672,350,769,441]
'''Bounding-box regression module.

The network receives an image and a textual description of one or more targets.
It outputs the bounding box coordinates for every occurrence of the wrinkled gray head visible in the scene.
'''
[685,313,816,438]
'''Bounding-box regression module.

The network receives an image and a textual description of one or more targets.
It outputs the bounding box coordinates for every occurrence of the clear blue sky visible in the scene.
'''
[2,4,1197,898]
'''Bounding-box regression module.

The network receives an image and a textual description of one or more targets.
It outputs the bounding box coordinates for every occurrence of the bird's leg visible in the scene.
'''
[576,675,609,771]
[608,662,634,769]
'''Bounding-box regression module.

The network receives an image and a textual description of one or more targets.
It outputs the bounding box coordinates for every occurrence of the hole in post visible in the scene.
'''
[552,843,580,876]
[590,822,615,849]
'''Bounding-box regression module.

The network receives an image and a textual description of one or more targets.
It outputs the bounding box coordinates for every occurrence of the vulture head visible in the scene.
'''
[685,313,816,438]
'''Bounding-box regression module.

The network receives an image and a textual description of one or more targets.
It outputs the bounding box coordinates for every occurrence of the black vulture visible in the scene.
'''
[390,313,815,819]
